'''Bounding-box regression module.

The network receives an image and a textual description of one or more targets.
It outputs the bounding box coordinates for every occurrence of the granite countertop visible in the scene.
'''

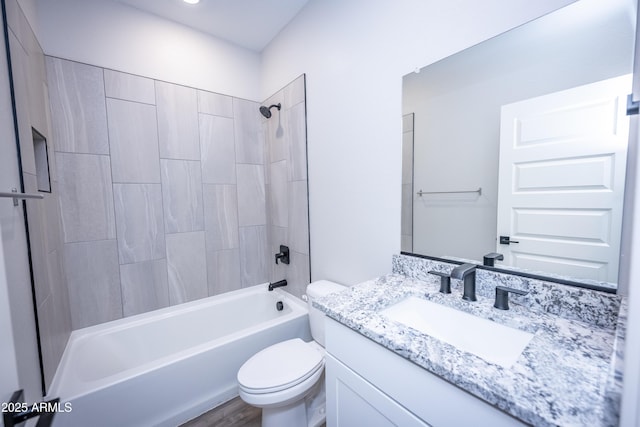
[314,274,625,427]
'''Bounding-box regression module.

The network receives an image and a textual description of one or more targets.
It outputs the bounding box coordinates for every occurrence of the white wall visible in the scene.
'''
[261,0,576,285]
[34,0,261,101]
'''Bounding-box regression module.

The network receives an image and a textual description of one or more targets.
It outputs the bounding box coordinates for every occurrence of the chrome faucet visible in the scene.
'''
[450,263,477,301]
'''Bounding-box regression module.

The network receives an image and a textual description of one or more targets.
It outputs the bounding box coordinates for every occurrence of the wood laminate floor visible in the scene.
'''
[180,397,261,427]
[180,397,327,427]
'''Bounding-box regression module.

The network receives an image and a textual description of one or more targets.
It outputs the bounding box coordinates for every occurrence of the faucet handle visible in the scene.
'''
[428,271,451,294]
[275,245,290,265]
[483,252,504,267]
[494,286,528,310]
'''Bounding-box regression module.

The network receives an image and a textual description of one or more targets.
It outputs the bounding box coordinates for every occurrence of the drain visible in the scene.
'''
[276,301,284,311]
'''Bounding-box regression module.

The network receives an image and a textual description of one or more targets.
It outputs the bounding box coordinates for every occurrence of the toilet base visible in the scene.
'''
[254,373,326,427]
[262,401,307,427]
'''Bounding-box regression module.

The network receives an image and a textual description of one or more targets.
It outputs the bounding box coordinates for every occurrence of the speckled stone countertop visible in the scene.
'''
[314,274,626,427]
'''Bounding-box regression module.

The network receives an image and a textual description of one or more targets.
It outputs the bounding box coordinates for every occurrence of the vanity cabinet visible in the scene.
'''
[324,318,527,427]
[326,354,429,426]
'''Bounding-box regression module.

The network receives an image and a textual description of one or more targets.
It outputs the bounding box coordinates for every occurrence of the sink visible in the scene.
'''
[380,296,533,368]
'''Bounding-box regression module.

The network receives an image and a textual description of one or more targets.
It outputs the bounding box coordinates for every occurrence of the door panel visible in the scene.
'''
[497,75,631,283]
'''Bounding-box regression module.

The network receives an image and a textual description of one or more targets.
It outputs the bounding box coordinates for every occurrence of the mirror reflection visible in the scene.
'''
[402,0,636,289]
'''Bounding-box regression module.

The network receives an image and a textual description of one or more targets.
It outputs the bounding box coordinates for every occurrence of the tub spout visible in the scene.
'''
[268,280,287,291]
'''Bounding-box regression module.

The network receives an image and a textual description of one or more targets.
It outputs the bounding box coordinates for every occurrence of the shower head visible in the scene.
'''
[259,103,281,119]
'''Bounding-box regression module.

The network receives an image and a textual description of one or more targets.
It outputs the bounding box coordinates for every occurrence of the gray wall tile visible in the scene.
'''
[35,298,53,386]
[288,180,309,254]
[38,250,71,386]
[113,184,165,264]
[262,90,285,166]
[269,225,288,283]
[26,44,49,139]
[239,226,269,287]
[37,296,60,388]
[207,249,241,296]
[287,250,310,299]
[203,184,239,251]
[262,89,284,147]
[43,58,311,330]
[161,159,204,233]
[237,164,266,226]
[107,98,161,183]
[166,232,207,304]
[262,76,309,301]
[120,259,169,316]
[269,160,288,228]
[199,114,236,184]
[233,98,263,164]
[46,57,109,154]
[46,249,71,338]
[23,174,50,307]
[42,181,64,254]
[64,240,122,329]
[197,90,233,117]
[104,69,155,104]
[43,84,57,183]
[287,102,308,181]
[265,110,288,164]
[8,33,36,175]
[156,81,200,160]
[284,75,306,108]
[9,11,71,388]
[57,153,116,242]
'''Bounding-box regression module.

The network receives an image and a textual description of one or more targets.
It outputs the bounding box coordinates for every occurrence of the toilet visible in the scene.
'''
[237,280,346,427]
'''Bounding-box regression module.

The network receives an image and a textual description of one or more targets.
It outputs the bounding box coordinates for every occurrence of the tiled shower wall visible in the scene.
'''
[47,56,310,329]
[263,77,311,298]
[5,0,72,391]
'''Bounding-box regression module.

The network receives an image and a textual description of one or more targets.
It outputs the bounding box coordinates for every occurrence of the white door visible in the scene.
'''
[496,74,631,283]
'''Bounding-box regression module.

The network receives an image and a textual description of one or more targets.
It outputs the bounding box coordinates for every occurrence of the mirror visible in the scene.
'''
[402,0,636,291]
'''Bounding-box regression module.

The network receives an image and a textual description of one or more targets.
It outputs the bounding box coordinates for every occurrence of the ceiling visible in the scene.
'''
[112,0,310,52]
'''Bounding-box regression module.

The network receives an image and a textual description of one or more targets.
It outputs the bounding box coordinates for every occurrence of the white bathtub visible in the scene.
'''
[47,284,311,427]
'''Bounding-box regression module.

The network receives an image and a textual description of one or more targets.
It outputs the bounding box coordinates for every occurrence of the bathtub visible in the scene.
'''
[46,284,311,427]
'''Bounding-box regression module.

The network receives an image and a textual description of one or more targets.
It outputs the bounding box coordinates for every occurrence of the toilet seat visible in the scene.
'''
[238,338,324,394]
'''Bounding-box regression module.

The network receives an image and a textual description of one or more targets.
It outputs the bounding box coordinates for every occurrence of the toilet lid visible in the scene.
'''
[237,338,324,394]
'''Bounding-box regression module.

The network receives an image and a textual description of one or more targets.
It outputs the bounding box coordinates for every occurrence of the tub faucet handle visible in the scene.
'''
[275,245,290,265]
[494,286,528,310]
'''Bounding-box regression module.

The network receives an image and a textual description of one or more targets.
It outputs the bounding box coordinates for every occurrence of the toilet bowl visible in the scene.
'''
[237,280,346,427]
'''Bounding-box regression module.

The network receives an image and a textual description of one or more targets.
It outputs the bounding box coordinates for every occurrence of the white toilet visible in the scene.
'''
[237,280,346,427]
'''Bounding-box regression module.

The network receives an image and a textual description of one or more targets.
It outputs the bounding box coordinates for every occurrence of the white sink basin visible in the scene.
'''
[380,296,533,368]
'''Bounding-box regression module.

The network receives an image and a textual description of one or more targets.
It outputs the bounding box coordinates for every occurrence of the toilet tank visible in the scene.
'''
[307,280,347,347]
[306,280,346,347]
